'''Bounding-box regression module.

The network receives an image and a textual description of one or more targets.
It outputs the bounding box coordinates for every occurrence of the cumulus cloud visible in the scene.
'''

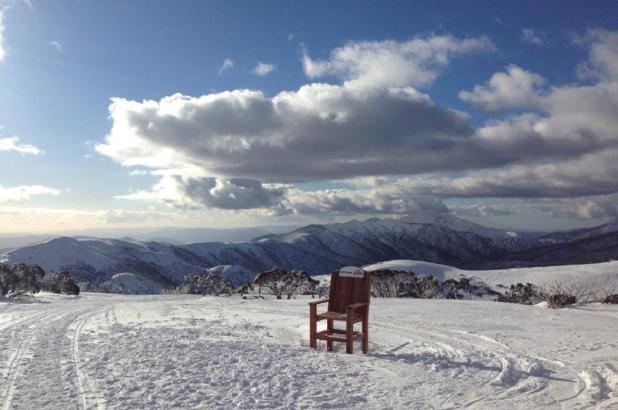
[218,58,233,74]
[521,28,543,45]
[576,28,618,80]
[181,177,289,210]
[96,85,477,183]
[0,185,60,203]
[302,35,494,90]
[252,62,276,76]
[0,137,41,155]
[459,65,545,111]
[97,32,618,219]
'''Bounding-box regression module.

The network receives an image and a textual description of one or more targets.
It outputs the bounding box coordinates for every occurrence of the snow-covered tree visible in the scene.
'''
[253,269,318,299]
[179,273,235,296]
[0,263,45,299]
[41,271,80,295]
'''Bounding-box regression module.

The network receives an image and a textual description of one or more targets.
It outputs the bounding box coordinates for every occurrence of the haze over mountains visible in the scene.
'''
[2,212,617,291]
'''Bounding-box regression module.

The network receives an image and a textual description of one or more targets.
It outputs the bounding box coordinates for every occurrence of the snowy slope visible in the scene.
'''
[1,236,206,286]
[204,265,255,286]
[1,293,617,409]
[540,218,618,243]
[365,259,618,291]
[98,273,166,294]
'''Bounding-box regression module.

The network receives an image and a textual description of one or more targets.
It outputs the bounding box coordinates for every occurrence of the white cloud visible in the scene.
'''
[302,35,494,90]
[252,62,276,76]
[459,64,545,111]
[0,185,60,203]
[96,32,618,219]
[521,28,543,45]
[218,58,233,74]
[576,28,618,81]
[49,40,62,53]
[0,137,42,155]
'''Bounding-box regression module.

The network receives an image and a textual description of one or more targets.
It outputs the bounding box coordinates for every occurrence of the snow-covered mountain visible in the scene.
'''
[2,212,618,291]
[0,236,204,288]
[538,218,618,244]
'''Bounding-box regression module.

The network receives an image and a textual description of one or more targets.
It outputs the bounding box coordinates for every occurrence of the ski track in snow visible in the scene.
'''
[1,293,617,409]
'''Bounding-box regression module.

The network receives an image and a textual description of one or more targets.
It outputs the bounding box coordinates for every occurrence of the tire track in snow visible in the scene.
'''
[71,307,110,410]
[372,321,557,408]
[0,311,67,410]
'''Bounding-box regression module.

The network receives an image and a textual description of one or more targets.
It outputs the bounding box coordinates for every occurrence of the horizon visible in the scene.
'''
[1,0,618,234]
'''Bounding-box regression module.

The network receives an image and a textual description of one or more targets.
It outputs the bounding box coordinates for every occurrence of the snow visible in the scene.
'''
[99,273,166,294]
[1,293,617,409]
[205,265,255,287]
[365,259,618,291]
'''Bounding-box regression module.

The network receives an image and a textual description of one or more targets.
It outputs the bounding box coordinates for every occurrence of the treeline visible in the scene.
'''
[0,263,80,300]
[173,267,618,309]
[174,268,319,299]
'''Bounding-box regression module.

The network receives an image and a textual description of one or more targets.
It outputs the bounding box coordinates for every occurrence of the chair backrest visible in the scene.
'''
[328,267,371,313]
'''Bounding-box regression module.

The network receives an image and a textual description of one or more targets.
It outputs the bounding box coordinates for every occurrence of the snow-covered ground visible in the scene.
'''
[1,293,617,409]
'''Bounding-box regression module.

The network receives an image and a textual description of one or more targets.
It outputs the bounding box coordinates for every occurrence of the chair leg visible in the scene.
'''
[346,308,354,354]
[362,312,369,354]
[327,319,334,351]
[309,305,317,349]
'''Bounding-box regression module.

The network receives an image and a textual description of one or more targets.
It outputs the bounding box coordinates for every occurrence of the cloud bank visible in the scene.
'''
[96,31,618,221]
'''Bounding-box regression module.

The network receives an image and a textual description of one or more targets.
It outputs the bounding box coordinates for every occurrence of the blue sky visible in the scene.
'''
[1,0,618,233]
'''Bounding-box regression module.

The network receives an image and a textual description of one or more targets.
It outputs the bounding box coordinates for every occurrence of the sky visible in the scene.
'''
[1,0,618,234]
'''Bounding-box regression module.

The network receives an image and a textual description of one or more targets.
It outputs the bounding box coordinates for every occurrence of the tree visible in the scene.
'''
[253,269,318,299]
[41,271,80,295]
[0,264,15,297]
[179,273,235,296]
[371,269,416,297]
[0,263,45,299]
[498,282,542,305]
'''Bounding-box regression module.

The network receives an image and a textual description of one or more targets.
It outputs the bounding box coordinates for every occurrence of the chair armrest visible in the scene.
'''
[308,299,329,306]
[347,302,369,310]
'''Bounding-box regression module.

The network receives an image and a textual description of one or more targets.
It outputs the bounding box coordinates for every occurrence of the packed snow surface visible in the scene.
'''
[1,293,617,409]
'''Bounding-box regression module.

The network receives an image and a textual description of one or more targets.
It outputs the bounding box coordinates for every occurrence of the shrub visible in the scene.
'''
[253,269,318,299]
[398,274,441,298]
[41,271,80,295]
[541,281,596,308]
[603,294,618,304]
[178,273,235,296]
[371,269,415,297]
[498,282,542,305]
[547,293,577,308]
[0,263,45,299]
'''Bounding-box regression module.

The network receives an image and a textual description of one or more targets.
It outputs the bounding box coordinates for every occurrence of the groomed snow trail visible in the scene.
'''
[1,294,617,409]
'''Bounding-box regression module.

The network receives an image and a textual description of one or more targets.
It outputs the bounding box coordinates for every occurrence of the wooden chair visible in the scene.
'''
[309,267,370,354]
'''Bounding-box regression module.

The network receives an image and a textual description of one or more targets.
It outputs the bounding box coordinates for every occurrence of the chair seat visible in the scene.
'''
[316,310,363,322]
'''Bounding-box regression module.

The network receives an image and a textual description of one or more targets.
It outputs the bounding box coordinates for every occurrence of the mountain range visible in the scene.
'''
[1,212,617,291]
